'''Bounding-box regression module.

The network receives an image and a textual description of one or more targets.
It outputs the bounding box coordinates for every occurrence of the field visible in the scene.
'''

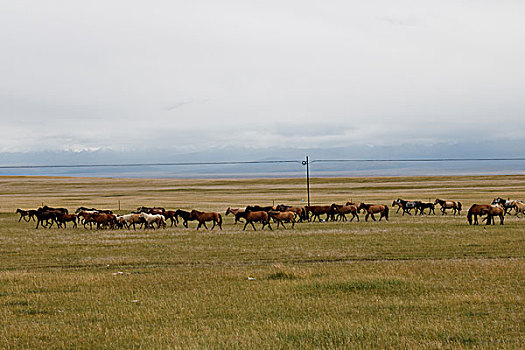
[0,175,524,349]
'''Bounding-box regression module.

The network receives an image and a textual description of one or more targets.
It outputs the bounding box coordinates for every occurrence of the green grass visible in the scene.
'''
[0,175,524,349]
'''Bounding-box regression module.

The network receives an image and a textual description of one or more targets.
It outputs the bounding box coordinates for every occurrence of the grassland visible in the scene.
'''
[0,175,524,349]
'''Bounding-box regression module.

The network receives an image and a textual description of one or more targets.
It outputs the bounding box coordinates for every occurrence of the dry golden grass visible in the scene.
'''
[0,175,524,349]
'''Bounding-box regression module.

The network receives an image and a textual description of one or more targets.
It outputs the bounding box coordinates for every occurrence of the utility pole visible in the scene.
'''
[302,156,310,206]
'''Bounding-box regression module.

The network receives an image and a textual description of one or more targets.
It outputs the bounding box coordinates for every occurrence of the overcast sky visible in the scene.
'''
[1,0,524,153]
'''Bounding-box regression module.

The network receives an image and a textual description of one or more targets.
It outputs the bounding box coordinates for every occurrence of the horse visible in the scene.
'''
[175,209,197,228]
[243,211,272,231]
[512,202,525,217]
[415,202,435,215]
[434,199,462,215]
[162,210,178,226]
[16,209,37,222]
[331,203,360,222]
[392,198,419,216]
[116,214,145,230]
[276,205,307,222]
[75,207,113,214]
[40,206,68,214]
[358,203,389,222]
[56,213,78,228]
[245,205,275,212]
[305,205,332,222]
[225,207,246,224]
[34,210,60,229]
[491,198,516,215]
[268,211,295,229]
[189,210,222,230]
[139,212,166,229]
[467,204,492,225]
[93,213,117,229]
[481,205,505,225]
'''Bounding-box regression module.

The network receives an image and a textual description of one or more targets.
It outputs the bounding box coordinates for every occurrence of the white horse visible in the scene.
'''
[116,214,145,230]
[139,212,166,229]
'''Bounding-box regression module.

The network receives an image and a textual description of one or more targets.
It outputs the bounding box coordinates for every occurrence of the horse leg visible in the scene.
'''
[211,220,216,231]
[243,221,249,231]
[183,220,188,228]
[196,222,202,230]
[18,215,23,222]
[500,214,504,225]
[365,213,369,222]
[370,213,376,221]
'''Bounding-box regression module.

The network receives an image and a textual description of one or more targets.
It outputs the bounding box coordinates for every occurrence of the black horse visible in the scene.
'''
[392,198,419,216]
[415,202,435,215]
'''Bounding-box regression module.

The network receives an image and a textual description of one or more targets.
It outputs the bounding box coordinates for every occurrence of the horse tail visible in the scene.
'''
[467,207,472,224]
[218,214,222,227]
[384,205,389,220]
[458,201,462,211]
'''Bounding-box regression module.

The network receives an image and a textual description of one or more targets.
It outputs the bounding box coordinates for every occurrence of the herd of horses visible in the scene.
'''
[15,197,521,230]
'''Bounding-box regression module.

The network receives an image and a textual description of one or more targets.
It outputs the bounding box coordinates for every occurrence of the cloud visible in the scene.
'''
[0,1,524,154]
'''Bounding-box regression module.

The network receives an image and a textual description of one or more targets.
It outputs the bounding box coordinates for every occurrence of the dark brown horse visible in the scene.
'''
[190,210,222,230]
[467,204,491,225]
[34,210,60,229]
[162,210,178,226]
[358,203,389,222]
[16,209,37,222]
[175,209,198,228]
[243,211,272,231]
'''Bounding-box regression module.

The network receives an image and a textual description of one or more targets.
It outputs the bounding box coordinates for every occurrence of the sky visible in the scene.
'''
[1,0,524,154]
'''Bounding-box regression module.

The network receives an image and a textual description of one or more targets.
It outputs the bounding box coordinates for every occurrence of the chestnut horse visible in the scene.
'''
[56,213,78,228]
[434,199,462,215]
[268,211,295,229]
[190,210,222,230]
[358,203,389,222]
[331,203,360,222]
[482,205,505,225]
[243,211,272,231]
[305,205,332,222]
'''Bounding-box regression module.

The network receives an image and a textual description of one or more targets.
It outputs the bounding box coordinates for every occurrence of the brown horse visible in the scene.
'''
[482,205,505,225]
[330,203,360,222]
[467,204,491,225]
[305,205,332,222]
[190,210,222,230]
[358,203,389,222]
[268,211,295,229]
[243,211,272,231]
[434,199,462,215]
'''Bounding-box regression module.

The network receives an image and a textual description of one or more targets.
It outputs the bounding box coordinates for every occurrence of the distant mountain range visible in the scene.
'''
[1,140,525,178]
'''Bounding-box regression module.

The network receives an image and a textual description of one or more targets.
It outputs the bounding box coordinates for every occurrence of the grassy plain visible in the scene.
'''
[0,175,524,349]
